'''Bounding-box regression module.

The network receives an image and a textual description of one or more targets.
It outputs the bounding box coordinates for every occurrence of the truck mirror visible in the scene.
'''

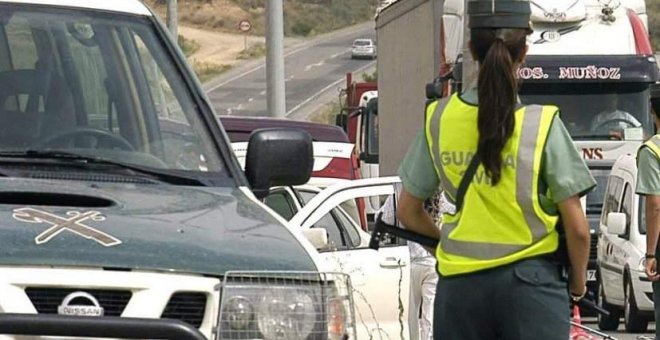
[245,128,313,199]
[335,114,347,129]
[606,212,627,236]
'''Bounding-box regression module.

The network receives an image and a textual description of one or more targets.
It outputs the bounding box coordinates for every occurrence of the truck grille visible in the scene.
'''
[161,292,207,328]
[25,288,131,316]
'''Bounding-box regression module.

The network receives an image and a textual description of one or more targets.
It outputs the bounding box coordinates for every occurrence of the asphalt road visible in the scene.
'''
[579,318,655,339]
[204,22,377,118]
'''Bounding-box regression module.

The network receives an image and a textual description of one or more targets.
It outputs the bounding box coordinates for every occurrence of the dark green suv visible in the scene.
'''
[0,1,354,339]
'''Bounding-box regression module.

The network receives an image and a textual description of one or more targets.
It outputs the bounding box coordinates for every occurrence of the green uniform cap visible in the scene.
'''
[467,0,532,29]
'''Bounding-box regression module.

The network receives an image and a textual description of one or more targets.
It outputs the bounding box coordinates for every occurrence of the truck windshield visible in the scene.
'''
[0,5,227,175]
[520,83,653,140]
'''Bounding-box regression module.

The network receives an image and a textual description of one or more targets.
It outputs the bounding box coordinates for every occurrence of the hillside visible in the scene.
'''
[147,0,377,37]
[650,1,659,51]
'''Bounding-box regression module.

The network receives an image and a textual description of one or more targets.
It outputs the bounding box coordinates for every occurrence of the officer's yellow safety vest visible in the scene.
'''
[425,94,559,276]
[641,135,660,160]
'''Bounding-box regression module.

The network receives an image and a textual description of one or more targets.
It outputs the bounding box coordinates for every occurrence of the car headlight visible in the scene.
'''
[257,288,316,339]
[217,271,355,340]
[639,257,647,272]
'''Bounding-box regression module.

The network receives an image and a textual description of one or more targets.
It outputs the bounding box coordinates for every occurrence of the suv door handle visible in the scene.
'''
[380,257,408,268]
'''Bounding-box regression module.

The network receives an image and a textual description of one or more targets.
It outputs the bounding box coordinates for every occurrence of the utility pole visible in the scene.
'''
[166,0,178,41]
[431,0,444,76]
[266,0,286,118]
[461,0,478,92]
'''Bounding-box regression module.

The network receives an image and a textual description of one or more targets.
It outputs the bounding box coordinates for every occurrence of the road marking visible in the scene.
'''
[331,49,349,59]
[259,90,266,96]
[285,75,296,82]
[286,61,376,117]
[304,60,325,71]
[205,23,373,93]
[248,97,254,102]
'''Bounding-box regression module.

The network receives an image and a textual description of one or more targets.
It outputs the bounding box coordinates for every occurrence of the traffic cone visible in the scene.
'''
[572,305,582,325]
[570,305,595,340]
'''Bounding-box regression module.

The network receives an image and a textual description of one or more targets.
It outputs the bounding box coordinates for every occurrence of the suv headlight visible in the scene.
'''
[217,271,355,340]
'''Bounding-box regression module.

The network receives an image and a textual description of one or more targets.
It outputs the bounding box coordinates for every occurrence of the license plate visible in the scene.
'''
[587,270,597,281]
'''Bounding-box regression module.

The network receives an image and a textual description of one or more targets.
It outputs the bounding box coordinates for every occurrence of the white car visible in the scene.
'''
[264,176,412,340]
[597,153,654,332]
[351,38,377,59]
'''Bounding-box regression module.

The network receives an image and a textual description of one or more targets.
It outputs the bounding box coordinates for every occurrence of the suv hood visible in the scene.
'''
[0,178,316,275]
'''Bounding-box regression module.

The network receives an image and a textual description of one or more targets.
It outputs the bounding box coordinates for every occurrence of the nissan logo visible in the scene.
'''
[57,291,105,317]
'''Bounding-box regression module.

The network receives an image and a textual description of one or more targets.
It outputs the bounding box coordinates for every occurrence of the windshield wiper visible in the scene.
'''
[0,150,207,186]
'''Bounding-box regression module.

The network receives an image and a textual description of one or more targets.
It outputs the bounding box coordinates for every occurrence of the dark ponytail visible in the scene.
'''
[471,28,528,185]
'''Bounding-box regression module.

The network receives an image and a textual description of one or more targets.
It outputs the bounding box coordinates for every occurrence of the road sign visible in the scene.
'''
[238,19,252,33]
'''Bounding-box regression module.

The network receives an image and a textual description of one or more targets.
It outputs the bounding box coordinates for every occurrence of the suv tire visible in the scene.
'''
[597,281,621,331]
[624,279,648,332]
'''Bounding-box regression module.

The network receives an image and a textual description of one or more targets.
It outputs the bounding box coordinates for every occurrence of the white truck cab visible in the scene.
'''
[518,0,658,300]
[597,153,653,332]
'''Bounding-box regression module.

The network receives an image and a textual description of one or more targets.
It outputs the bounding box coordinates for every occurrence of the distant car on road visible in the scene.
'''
[351,38,377,59]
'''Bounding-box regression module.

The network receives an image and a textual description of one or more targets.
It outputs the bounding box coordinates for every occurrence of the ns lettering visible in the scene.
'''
[581,148,604,160]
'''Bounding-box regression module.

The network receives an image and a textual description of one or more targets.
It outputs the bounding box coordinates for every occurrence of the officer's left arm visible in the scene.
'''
[397,189,440,252]
[543,115,595,296]
[397,131,442,252]
[544,116,597,202]
[636,147,660,279]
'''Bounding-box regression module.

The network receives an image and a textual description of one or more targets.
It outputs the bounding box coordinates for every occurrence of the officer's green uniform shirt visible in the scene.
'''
[399,89,596,211]
[636,146,660,195]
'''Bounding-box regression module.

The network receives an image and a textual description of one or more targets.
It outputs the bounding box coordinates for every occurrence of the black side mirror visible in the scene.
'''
[335,113,347,130]
[245,128,313,199]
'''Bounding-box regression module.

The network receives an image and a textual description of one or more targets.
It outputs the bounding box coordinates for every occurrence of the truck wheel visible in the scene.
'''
[598,282,621,331]
[624,279,648,332]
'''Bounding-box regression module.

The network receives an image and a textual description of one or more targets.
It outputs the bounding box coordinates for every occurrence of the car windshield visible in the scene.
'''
[0,4,227,175]
[586,170,609,215]
[520,83,653,140]
[354,40,372,46]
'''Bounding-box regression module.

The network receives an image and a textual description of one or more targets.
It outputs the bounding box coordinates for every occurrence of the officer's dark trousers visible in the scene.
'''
[433,258,570,339]
[652,281,660,340]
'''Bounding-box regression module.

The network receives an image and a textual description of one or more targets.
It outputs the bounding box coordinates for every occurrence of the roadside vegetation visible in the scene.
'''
[237,42,267,59]
[177,34,230,81]
[311,100,341,125]
[147,0,377,37]
[178,35,201,56]
[650,2,660,51]
[191,61,232,83]
[361,69,377,83]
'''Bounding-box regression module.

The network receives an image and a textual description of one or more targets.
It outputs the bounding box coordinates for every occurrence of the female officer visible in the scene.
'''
[396,0,594,338]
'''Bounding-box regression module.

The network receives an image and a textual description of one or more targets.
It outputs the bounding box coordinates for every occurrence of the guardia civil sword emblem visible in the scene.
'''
[13,208,122,247]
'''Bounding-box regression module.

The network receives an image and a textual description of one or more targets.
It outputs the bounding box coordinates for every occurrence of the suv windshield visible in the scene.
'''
[0,4,226,176]
[353,40,372,47]
[520,83,653,140]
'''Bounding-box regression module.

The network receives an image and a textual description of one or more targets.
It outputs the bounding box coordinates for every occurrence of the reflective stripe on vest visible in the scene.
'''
[425,94,559,276]
[643,135,660,160]
[425,98,458,204]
